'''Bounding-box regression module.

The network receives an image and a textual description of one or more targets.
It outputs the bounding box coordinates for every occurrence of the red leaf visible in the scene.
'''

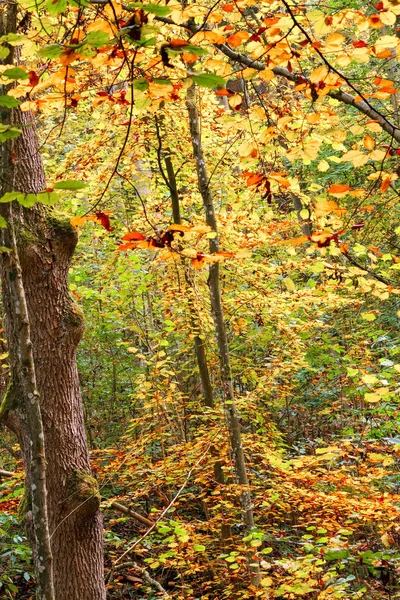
[95,212,113,232]
[28,70,39,87]
[353,40,368,48]
[122,231,146,240]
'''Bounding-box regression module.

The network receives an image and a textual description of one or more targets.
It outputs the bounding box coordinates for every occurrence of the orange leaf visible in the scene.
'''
[222,3,234,11]
[70,216,88,227]
[192,257,205,269]
[168,224,192,232]
[380,177,391,192]
[227,33,242,47]
[169,39,190,48]
[287,235,309,247]
[369,246,383,257]
[379,86,397,94]
[363,135,375,150]
[182,52,198,63]
[122,231,146,240]
[118,242,137,251]
[246,173,264,186]
[328,184,351,195]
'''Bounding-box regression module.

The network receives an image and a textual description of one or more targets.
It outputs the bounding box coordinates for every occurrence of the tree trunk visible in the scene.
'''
[186,83,260,586]
[0,4,106,599]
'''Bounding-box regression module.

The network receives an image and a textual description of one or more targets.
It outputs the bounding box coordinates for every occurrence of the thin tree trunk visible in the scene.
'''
[163,150,231,540]
[163,153,215,408]
[186,83,260,586]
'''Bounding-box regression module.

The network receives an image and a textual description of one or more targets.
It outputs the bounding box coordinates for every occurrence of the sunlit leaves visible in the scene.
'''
[191,73,225,88]
[53,180,87,191]
[0,96,20,108]
[1,67,28,80]
[128,2,171,17]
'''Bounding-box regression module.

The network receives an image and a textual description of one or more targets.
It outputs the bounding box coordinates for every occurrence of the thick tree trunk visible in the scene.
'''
[0,4,106,599]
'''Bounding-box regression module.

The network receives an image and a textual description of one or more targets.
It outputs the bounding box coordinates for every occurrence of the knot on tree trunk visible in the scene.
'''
[62,294,85,345]
[65,469,101,521]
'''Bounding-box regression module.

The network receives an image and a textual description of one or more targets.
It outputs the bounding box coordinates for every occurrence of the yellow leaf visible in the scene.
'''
[191,225,212,234]
[309,65,329,83]
[380,10,397,26]
[341,149,369,167]
[259,69,275,82]
[361,312,376,321]
[283,277,296,292]
[369,149,386,161]
[314,199,345,217]
[317,160,330,172]
[364,393,382,403]
[361,374,378,384]
[381,533,392,548]
[261,577,273,588]
[365,120,382,133]
[324,33,346,51]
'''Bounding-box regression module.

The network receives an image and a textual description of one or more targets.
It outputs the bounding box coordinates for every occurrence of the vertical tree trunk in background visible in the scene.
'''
[163,153,215,408]
[186,83,260,586]
[0,3,106,599]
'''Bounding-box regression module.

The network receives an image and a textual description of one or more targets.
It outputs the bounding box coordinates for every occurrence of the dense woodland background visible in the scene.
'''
[1,0,400,598]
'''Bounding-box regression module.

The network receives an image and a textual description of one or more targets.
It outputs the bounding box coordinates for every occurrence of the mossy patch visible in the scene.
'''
[0,382,17,418]
[66,469,101,518]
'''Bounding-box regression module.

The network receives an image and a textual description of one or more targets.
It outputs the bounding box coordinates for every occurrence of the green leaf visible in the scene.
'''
[0,95,20,108]
[128,3,171,16]
[37,45,64,59]
[0,126,21,141]
[153,78,172,86]
[53,180,87,190]
[37,192,59,206]
[193,544,206,552]
[2,67,28,80]
[0,216,7,229]
[135,36,156,48]
[191,73,226,89]
[85,31,110,48]
[347,367,358,377]
[0,191,24,203]
[310,262,325,274]
[134,78,149,92]
[184,44,208,56]
[0,33,25,45]
[46,0,67,16]
[0,47,10,59]
[325,549,350,561]
[17,194,37,208]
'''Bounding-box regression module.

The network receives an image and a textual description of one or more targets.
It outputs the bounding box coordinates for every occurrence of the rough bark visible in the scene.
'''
[0,4,106,599]
[186,83,260,586]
